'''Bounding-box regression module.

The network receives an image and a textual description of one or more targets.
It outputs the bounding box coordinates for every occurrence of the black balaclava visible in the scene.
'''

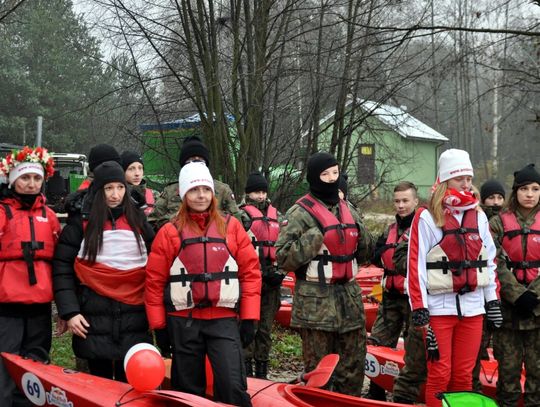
[306,152,339,205]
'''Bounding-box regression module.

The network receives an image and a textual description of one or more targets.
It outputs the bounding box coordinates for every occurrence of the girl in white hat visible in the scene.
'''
[145,162,261,407]
[406,149,501,406]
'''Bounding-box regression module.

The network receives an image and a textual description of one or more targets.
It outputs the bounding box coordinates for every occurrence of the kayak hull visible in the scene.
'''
[248,377,411,407]
[366,345,525,406]
[1,352,225,407]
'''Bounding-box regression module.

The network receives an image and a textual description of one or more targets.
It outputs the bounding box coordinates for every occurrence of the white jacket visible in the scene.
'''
[406,208,498,317]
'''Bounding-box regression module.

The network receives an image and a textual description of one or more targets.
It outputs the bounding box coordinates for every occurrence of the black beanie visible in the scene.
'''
[338,173,348,199]
[513,163,540,189]
[92,161,127,191]
[480,179,505,203]
[88,144,121,172]
[245,171,268,193]
[179,136,210,167]
[306,152,340,205]
[120,150,144,171]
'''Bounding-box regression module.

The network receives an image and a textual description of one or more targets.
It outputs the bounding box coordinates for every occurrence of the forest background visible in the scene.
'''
[0,0,539,209]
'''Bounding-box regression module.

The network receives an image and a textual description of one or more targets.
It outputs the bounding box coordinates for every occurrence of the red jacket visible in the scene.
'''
[0,195,61,303]
[145,216,261,329]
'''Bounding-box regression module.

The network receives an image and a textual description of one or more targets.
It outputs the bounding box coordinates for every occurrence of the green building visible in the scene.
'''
[139,114,235,188]
[319,100,448,200]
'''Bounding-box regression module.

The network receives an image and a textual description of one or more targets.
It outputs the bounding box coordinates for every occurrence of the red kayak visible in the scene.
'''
[366,345,525,406]
[2,352,228,407]
[275,300,378,332]
[281,267,384,298]
[248,377,411,407]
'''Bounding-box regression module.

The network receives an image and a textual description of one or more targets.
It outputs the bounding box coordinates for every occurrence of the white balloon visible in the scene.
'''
[123,343,160,371]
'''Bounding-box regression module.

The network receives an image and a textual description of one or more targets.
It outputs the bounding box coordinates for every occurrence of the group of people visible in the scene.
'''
[0,139,538,407]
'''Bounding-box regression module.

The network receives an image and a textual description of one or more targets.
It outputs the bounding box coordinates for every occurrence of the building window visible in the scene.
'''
[358,144,375,184]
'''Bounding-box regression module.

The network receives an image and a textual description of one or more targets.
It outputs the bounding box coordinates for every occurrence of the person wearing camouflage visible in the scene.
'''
[471,179,506,392]
[366,181,420,402]
[276,152,373,397]
[239,171,285,379]
[148,136,240,230]
[490,164,540,407]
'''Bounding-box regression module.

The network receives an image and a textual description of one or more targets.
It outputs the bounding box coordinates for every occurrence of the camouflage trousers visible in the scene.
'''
[392,317,427,402]
[472,316,492,393]
[370,293,410,347]
[299,327,366,397]
[493,327,540,407]
[244,286,281,362]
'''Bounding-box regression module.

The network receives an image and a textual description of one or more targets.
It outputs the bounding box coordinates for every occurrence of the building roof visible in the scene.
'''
[140,113,235,132]
[319,99,448,143]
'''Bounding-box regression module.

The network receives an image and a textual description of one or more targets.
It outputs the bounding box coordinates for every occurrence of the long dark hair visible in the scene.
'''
[82,186,146,263]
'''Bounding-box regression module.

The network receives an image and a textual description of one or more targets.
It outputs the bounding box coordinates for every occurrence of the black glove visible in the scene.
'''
[412,308,430,327]
[154,329,172,357]
[239,320,255,347]
[263,272,285,287]
[425,325,440,362]
[514,291,539,317]
[485,300,503,329]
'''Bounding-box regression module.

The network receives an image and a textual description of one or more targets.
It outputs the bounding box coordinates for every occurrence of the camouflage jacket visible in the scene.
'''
[490,206,540,329]
[276,195,374,332]
[148,179,241,230]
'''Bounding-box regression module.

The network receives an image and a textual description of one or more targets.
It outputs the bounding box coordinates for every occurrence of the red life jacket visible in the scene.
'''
[500,211,540,285]
[242,204,279,269]
[425,209,489,295]
[380,223,409,294]
[296,194,359,284]
[0,198,58,303]
[144,188,155,216]
[168,216,239,310]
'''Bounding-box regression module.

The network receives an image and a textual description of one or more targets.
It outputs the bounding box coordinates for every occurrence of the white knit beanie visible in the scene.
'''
[8,162,44,187]
[178,162,214,200]
[438,149,474,182]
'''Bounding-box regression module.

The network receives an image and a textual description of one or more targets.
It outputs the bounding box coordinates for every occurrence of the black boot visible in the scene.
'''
[245,358,254,377]
[254,360,268,379]
[366,381,386,401]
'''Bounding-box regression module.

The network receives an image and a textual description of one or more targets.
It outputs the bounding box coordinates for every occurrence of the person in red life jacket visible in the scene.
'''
[239,171,284,379]
[145,162,261,407]
[472,178,506,392]
[53,161,154,382]
[276,152,374,397]
[489,164,540,407]
[120,150,156,216]
[406,149,501,407]
[77,143,121,191]
[367,181,422,402]
[0,146,61,406]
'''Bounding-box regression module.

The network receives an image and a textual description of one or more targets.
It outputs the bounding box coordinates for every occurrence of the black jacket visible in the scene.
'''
[53,204,154,360]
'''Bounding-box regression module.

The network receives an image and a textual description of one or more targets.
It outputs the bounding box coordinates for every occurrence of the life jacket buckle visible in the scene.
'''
[521,261,530,268]
[523,227,530,235]
[458,227,467,234]
[462,260,471,268]
[201,272,212,282]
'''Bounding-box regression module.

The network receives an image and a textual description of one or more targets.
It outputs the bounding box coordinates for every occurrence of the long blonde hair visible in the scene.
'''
[173,196,227,237]
[429,182,480,227]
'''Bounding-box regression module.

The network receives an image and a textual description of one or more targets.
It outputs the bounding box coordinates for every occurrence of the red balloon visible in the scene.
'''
[125,349,165,391]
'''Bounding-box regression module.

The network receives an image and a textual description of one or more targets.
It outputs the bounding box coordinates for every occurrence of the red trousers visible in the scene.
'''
[425,315,483,407]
